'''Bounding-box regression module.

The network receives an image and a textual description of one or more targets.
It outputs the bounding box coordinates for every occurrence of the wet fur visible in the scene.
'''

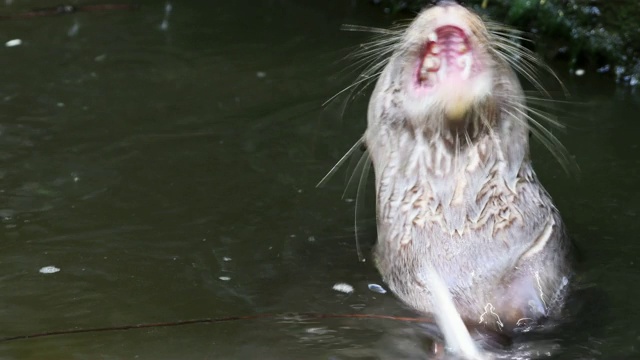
[325,2,574,343]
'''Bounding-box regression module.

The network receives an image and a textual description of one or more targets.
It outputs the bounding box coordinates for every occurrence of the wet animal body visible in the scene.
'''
[363,1,572,334]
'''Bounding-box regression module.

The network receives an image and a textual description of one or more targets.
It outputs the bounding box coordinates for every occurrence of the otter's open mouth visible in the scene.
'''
[416,25,475,89]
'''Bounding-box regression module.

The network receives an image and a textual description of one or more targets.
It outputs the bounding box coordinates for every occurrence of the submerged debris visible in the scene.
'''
[368,283,387,294]
[5,39,22,47]
[332,282,354,294]
[39,266,60,274]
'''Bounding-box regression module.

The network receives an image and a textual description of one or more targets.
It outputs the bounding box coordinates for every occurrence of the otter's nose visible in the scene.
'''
[435,0,461,5]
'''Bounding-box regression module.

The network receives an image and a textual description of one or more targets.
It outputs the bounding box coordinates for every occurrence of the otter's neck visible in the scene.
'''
[372,122,531,237]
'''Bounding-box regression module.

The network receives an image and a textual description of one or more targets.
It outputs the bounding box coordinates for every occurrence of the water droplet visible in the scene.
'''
[332,282,354,294]
[39,266,60,274]
[5,39,22,47]
[368,283,387,294]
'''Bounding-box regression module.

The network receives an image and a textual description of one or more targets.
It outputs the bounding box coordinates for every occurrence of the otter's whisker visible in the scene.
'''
[324,24,409,112]
[506,106,577,174]
[489,36,568,96]
[343,147,371,199]
[522,105,565,129]
[454,132,461,174]
[354,150,371,263]
[349,37,400,61]
[521,94,588,121]
[317,138,365,188]
[503,97,566,129]
[520,94,574,104]
[492,52,549,96]
[340,24,400,35]
[323,71,383,107]
[484,24,532,43]
[337,45,393,76]
[490,41,542,74]
[478,110,505,163]
[347,49,393,72]
[464,129,473,150]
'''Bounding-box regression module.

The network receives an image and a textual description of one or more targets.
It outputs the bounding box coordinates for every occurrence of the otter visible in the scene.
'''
[360,0,572,337]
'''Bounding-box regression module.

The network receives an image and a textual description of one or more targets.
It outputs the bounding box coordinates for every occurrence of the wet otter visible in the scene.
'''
[363,1,572,335]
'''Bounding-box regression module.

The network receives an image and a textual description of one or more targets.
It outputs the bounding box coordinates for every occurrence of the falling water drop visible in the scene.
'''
[159,2,173,31]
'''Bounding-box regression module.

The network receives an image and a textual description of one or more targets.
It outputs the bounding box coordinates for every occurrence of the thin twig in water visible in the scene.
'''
[0,4,139,20]
[0,313,434,343]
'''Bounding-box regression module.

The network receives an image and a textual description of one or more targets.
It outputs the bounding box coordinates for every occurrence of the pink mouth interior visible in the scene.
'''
[416,25,473,88]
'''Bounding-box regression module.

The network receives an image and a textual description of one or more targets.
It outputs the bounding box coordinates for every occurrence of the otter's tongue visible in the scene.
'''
[417,26,476,121]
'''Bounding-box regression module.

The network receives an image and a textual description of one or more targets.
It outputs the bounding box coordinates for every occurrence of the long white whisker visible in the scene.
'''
[503,98,565,129]
[487,20,570,97]
[340,24,400,35]
[343,146,371,199]
[354,150,371,262]
[322,71,383,107]
[316,138,365,188]
[505,106,578,175]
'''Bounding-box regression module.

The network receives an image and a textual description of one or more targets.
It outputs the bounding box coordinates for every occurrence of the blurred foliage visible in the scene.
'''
[371,0,640,85]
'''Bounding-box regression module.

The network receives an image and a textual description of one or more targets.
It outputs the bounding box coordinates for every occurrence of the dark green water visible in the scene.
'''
[0,1,638,359]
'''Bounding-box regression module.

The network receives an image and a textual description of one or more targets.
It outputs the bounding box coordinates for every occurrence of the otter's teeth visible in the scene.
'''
[428,32,438,43]
[431,44,441,55]
[420,55,440,82]
[419,67,436,83]
[458,54,472,80]
[455,43,468,54]
[419,65,433,82]
[419,67,429,81]
[425,56,440,71]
